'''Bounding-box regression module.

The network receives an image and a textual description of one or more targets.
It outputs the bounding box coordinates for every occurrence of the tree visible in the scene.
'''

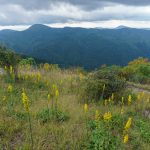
[0,46,21,77]
[19,58,36,66]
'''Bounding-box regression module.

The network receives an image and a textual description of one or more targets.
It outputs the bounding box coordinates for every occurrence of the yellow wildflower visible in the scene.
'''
[52,84,57,91]
[47,93,50,102]
[103,112,112,121]
[37,73,41,82]
[123,134,129,144]
[137,94,141,101]
[124,117,132,131]
[128,95,132,105]
[84,104,88,113]
[7,84,13,92]
[22,91,29,112]
[95,110,100,121]
[10,65,13,74]
[111,93,114,101]
[4,66,7,71]
[55,89,59,98]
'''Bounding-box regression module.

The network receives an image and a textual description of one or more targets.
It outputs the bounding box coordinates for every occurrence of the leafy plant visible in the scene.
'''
[88,120,122,150]
[36,108,69,123]
[135,119,150,143]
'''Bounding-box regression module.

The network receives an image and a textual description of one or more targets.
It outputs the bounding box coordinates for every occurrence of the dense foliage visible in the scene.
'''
[122,58,150,84]
[80,66,126,102]
[0,46,20,68]
[19,58,36,66]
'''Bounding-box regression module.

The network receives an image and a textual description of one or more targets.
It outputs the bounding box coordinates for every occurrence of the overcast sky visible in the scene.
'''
[1,0,150,30]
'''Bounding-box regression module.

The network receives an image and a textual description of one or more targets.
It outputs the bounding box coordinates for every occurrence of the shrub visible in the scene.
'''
[122,58,150,84]
[19,58,36,66]
[80,66,126,102]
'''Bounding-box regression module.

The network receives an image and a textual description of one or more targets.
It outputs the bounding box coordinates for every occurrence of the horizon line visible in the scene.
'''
[1,20,150,31]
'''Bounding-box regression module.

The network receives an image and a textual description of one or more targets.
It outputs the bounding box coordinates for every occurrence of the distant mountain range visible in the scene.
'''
[0,24,150,69]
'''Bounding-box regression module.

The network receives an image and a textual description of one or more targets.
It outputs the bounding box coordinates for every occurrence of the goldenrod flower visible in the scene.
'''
[128,95,132,105]
[95,110,100,121]
[22,91,29,112]
[37,73,41,82]
[137,94,141,101]
[52,84,57,91]
[4,66,7,71]
[103,112,112,121]
[123,134,129,144]
[55,89,59,98]
[47,93,50,102]
[7,84,13,92]
[84,104,88,113]
[10,65,13,74]
[124,117,132,131]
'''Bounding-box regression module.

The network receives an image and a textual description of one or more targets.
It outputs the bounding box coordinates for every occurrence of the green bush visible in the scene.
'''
[80,66,126,102]
[122,58,150,84]
[87,114,125,150]
[19,57,36,66]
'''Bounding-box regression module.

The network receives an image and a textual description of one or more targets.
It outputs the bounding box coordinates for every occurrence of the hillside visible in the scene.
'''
[0,24,150,69]
[0,62,150,149]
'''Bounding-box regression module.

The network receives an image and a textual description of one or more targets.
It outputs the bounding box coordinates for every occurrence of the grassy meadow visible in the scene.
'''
[0,63,150,150]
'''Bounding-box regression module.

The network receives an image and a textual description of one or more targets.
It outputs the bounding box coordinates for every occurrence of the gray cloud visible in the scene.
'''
[1,0,150,10]
[0,0,150,26]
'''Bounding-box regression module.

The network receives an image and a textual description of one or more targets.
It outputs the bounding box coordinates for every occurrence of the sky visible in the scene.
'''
[1,0,150,30]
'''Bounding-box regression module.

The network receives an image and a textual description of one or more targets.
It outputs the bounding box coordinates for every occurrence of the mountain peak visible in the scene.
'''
[115,25,129,29]
[26,24,50,31]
